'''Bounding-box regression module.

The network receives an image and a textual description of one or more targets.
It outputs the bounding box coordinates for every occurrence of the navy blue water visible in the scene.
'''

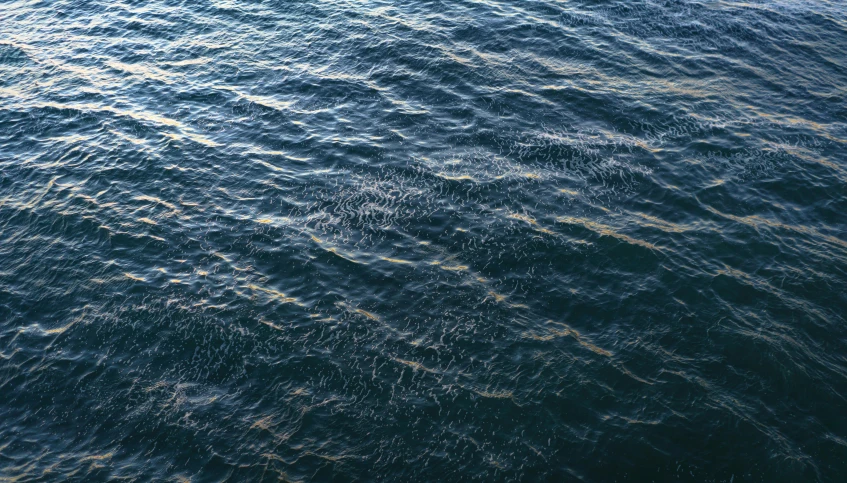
[1,0,846,481]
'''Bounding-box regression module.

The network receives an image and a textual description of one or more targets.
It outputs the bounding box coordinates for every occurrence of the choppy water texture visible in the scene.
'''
[1,0,846,481]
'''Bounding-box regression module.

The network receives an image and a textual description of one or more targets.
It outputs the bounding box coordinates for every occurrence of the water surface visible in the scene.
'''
[1,0,846,481]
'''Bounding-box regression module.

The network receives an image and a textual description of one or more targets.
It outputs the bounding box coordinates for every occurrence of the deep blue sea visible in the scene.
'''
[1,0,846,481]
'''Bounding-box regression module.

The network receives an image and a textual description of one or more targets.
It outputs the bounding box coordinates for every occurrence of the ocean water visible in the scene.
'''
[1,0,846,481]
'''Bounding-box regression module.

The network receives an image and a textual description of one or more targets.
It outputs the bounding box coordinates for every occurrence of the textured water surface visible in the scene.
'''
[1,0,847,481]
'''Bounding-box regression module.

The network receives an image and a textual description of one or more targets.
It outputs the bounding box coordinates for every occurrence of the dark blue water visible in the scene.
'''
[1,0,846,481]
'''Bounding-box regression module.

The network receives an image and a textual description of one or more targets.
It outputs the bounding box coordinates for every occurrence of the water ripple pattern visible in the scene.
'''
[1,0,846,481]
